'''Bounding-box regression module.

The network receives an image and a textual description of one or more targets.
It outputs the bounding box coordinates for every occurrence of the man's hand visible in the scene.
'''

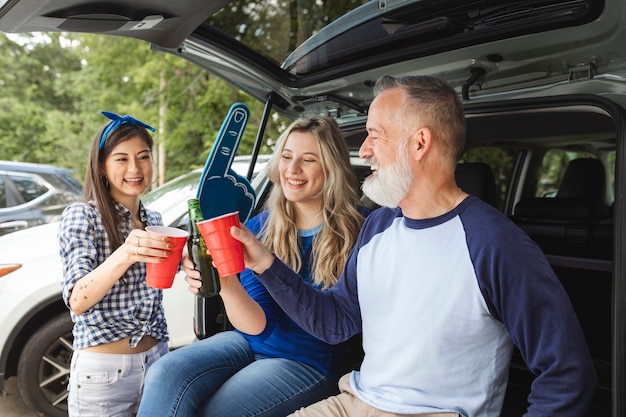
[230,224,275,274]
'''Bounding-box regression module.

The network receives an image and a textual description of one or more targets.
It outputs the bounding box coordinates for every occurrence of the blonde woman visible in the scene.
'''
[137,117,369,417]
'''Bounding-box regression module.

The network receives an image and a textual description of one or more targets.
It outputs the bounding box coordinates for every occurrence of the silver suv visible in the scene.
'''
[0,161,83,236]
[0,0,624,415]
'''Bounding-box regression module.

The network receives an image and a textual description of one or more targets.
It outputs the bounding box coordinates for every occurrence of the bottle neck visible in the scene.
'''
[188,200,204,238]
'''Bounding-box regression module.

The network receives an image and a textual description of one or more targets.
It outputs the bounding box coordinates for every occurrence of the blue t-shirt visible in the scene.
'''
[235,210,359,377]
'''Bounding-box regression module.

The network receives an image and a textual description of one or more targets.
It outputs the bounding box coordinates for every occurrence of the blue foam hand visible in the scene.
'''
[196,103,256,223]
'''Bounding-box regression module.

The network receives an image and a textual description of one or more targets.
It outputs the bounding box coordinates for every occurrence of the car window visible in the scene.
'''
[41,192,76,208]
[207,0,370,68]
[142,170,201,228]
[460,146,616,212]
[203,0,603,78]
[534,150,595,198]
[6,173,49,205]
[0,176,5,208]
[606,150,616,204]
[144,171,200,207]
[39,173,84,204]
[45,172,84,195]
[534,150,615,204]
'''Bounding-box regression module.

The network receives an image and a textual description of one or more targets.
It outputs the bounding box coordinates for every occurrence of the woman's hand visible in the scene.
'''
[69,229,175,315]
[182,256,202,294]
[124,229,174,264]
[182,255,239,295]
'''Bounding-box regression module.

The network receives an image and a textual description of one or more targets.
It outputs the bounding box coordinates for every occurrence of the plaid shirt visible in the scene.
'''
[58,200,169,349]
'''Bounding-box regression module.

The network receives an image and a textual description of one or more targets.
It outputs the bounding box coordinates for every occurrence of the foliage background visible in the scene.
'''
[0,32,285,186]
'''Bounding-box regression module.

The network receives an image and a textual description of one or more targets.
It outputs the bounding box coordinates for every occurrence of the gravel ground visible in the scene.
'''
[0,377,41,417]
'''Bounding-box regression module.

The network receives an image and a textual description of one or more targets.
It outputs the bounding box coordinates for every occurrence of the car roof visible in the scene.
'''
[0,160,75,175]
[1,0,624,122]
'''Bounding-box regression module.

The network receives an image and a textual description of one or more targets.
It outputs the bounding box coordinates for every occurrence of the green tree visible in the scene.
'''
[0,33,83,166]
[64,33,283,183]
[0,28,290,186]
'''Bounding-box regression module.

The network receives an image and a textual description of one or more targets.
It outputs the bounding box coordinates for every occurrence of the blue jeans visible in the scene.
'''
[136,331,339,417]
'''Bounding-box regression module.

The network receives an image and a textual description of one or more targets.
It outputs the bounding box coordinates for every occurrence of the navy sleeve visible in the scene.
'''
[461,200,597,416]
[253,207,386,344]
[256,241,363,344]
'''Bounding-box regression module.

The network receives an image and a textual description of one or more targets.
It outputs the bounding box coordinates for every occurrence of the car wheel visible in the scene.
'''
[17,312,73,417]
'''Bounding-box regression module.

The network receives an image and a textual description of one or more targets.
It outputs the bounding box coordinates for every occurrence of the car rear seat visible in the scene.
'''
[513,158,612,260]
[507,158,613,414]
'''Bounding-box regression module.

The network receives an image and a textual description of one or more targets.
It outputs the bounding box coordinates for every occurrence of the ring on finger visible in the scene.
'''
[135,246,139,256]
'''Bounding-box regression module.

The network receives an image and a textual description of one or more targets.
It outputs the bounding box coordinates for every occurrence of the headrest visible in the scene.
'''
[515,158,608,221]
[557,158,606,200]
[455,162,497,207]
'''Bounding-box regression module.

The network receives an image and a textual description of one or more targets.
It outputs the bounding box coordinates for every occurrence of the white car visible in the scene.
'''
[0,155,270,417]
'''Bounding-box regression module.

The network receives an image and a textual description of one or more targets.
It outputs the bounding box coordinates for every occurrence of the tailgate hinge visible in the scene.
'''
[568,64,594,81]
[379,0,410,10]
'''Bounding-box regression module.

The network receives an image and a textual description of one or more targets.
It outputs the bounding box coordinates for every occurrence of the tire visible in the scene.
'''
[17,312,74,417]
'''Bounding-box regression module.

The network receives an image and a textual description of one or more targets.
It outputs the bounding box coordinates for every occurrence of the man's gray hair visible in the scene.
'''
[373,75,466,161]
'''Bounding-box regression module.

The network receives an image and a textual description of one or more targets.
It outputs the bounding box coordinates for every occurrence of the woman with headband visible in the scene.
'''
[58,111,175,417]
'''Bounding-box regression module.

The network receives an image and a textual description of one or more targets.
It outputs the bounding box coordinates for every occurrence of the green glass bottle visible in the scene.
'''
[187,198,220,297]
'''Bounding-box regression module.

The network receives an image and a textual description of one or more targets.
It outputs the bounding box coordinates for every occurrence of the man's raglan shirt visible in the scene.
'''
[256,196,597,416]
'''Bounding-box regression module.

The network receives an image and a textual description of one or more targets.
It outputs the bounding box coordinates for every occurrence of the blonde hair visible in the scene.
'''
[261,117,364,289]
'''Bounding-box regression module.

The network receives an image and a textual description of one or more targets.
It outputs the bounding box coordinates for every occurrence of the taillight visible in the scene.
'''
[0,264,21,278]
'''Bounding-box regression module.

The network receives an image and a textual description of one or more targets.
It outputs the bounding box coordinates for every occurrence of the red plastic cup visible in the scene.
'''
[144,226,189,289]
[197,212,245,277]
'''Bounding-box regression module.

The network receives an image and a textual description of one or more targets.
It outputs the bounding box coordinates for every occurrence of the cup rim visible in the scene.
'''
[145,225,190,238]
[199,211,240,223]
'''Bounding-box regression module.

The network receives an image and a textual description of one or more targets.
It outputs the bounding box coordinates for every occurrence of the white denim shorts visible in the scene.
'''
[67,341,168,417]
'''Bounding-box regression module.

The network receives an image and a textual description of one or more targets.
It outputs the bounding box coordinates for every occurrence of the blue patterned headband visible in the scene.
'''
[99,111,156,150]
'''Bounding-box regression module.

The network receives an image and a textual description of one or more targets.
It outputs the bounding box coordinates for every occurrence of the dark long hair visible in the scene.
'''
[84,123,155,252]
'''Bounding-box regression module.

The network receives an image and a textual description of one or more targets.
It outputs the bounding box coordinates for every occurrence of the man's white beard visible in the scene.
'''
[362,152,413,208]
